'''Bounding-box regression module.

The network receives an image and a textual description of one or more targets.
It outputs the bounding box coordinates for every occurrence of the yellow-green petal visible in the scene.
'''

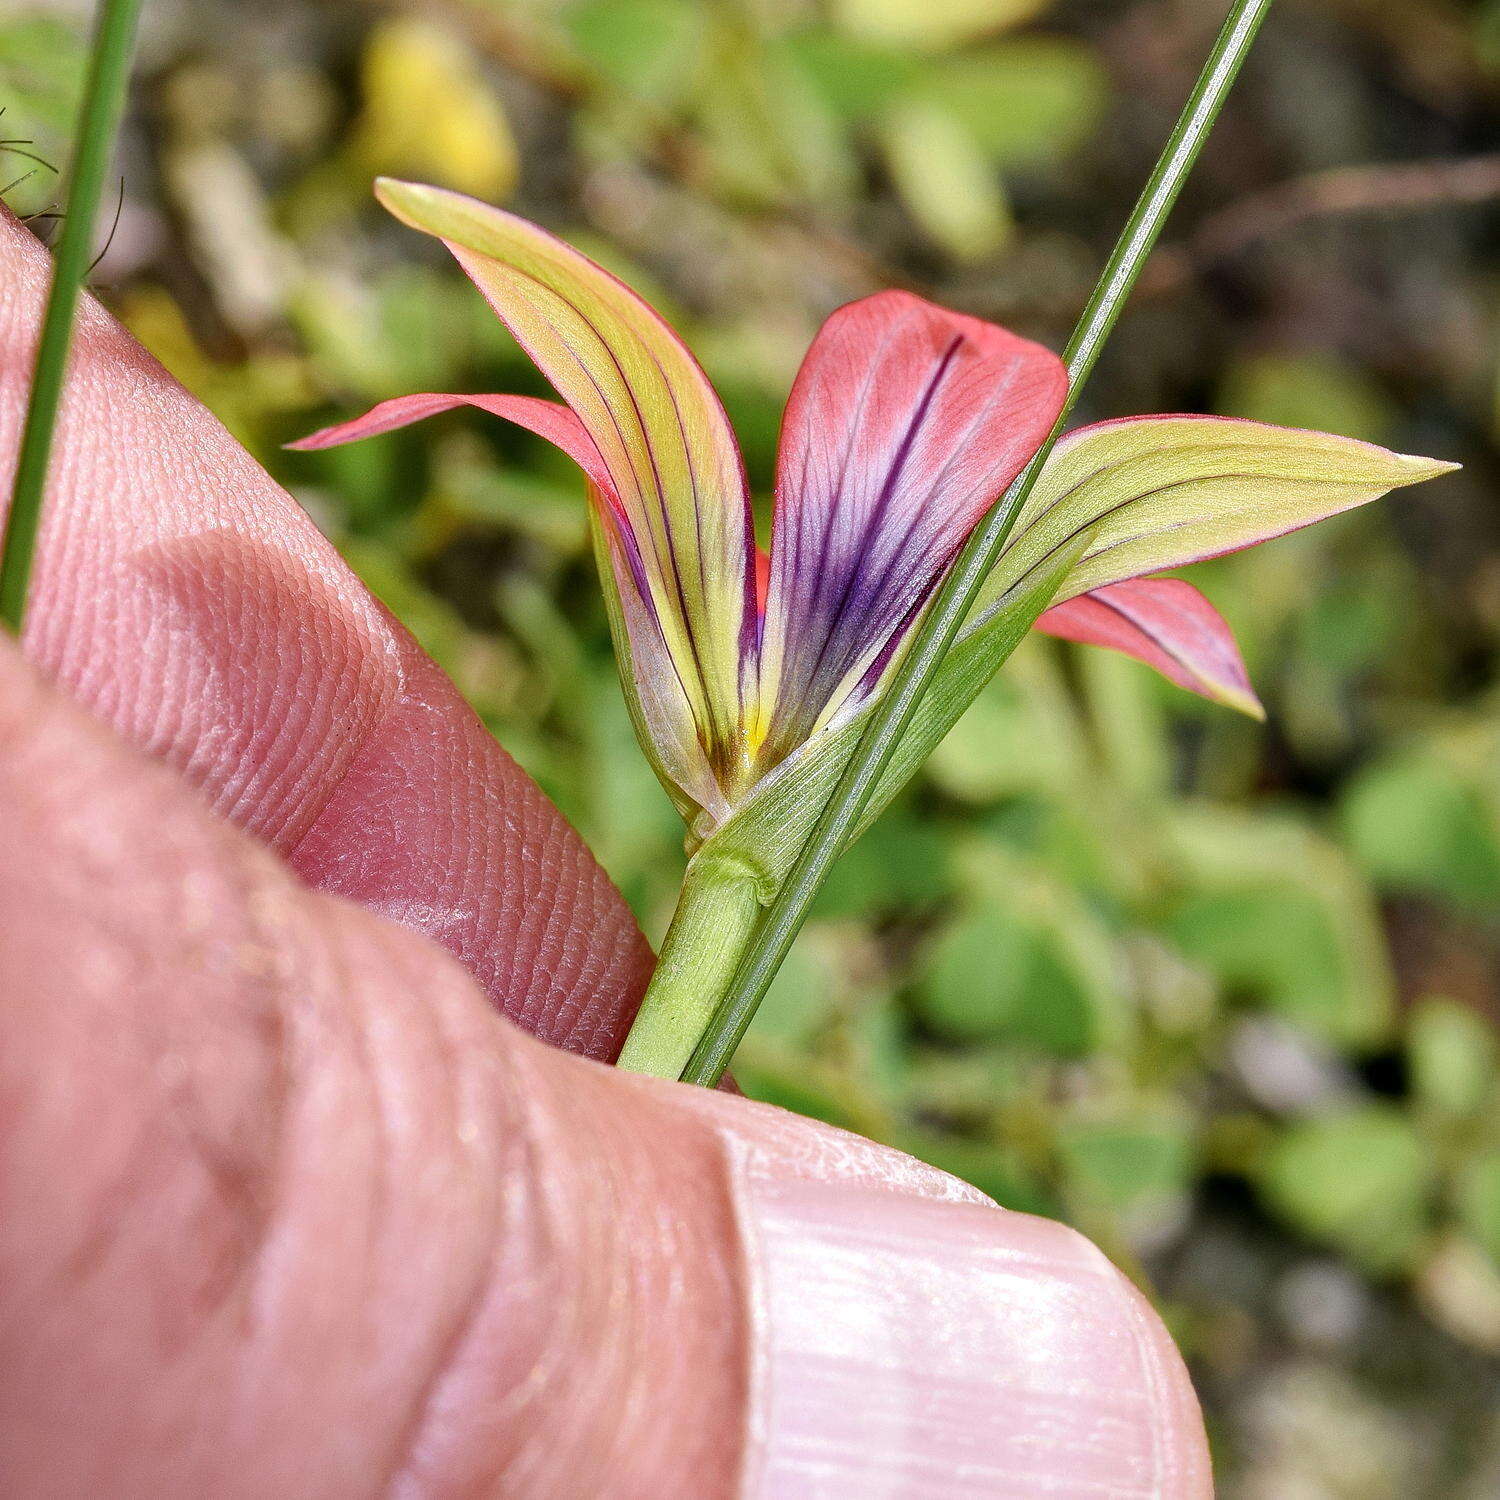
[982,414,1458,608]
[375,178,754,783]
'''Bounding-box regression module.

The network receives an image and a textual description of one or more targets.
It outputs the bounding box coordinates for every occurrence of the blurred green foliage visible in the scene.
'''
[6,0,1500,1489]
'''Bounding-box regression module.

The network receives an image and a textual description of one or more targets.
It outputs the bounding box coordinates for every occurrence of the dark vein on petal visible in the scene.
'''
[774,330,965,750]
[766,306,917,684]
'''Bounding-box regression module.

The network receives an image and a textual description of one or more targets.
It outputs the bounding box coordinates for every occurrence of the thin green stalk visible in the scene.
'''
[679,0,1275,1088]
[0,0,145,631]
[616,854,763,1079]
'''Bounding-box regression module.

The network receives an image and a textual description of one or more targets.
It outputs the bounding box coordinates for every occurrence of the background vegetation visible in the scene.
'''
[6,0,1500,1490]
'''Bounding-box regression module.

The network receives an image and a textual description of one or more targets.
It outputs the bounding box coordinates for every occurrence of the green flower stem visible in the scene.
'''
[0,0,145,632]
[671,0,1276,1089]
[616,854,763,1080]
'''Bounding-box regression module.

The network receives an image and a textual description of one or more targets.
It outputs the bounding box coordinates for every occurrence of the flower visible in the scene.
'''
[295,180,1457,838]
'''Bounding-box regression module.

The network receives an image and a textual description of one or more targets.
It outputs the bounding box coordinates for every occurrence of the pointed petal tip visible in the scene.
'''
[1217,681,1267,721]
[374,177,500,242]
[286,416,368,451]
[1038,578,1266,720]
[284,427,336,452]
[374,174,436,218]
[373,178,541,257]
[1398,453,1462,480]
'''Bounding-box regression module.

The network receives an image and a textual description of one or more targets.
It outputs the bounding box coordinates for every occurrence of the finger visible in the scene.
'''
[0,209,652,1057]
[0,640,1211,1497]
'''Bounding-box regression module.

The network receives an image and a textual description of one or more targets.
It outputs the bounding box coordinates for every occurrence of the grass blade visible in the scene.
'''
[0,0,146,631]
[681,0,1277,1087]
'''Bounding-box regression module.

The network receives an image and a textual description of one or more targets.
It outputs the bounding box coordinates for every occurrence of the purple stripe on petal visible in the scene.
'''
[756,291,1067,765]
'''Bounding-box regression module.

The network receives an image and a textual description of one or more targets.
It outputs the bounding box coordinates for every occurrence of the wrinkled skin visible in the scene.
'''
[0,211,1212,1498]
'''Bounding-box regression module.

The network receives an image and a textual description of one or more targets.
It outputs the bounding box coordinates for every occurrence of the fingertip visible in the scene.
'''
[0,207,652,1059]
[743,1174,1212,1497]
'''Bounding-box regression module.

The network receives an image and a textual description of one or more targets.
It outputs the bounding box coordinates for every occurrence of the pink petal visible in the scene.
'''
[290,391,617,499]
[292,390,725,814]
[756,290,1066,765]
[1037,576,1264,718]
